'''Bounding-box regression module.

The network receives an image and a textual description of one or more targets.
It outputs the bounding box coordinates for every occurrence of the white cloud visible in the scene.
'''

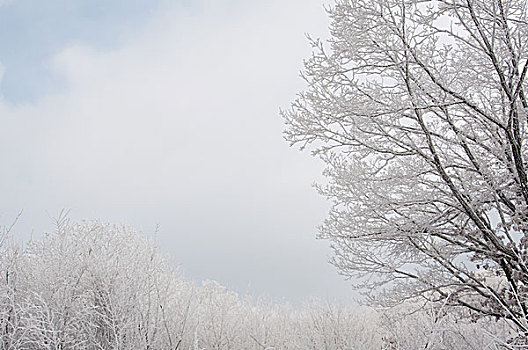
[0,61,4,99]
[1,0,351,303]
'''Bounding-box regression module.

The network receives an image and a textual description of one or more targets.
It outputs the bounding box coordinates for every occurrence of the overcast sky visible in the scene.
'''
[0,0,355,304]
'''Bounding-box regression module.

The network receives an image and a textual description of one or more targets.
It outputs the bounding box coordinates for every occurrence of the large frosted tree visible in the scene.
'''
[284,0,528,332]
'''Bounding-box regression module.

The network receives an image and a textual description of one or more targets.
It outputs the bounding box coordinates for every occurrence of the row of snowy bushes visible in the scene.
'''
[0,218,517,349]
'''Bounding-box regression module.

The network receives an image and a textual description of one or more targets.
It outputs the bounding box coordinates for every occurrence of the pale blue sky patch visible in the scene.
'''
[0,0,163,102]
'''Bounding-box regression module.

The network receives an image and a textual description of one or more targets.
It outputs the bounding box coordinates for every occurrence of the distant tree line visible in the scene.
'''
[0,218,517,349]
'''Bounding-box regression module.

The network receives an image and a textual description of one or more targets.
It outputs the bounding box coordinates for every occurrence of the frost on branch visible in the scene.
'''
[283,0,528,335]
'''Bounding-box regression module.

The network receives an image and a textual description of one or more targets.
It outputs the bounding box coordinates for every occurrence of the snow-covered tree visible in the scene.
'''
[0,216,196,349]
[283,0,528,335]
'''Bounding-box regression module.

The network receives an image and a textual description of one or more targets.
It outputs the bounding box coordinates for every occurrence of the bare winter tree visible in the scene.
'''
[283,0,528,336]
